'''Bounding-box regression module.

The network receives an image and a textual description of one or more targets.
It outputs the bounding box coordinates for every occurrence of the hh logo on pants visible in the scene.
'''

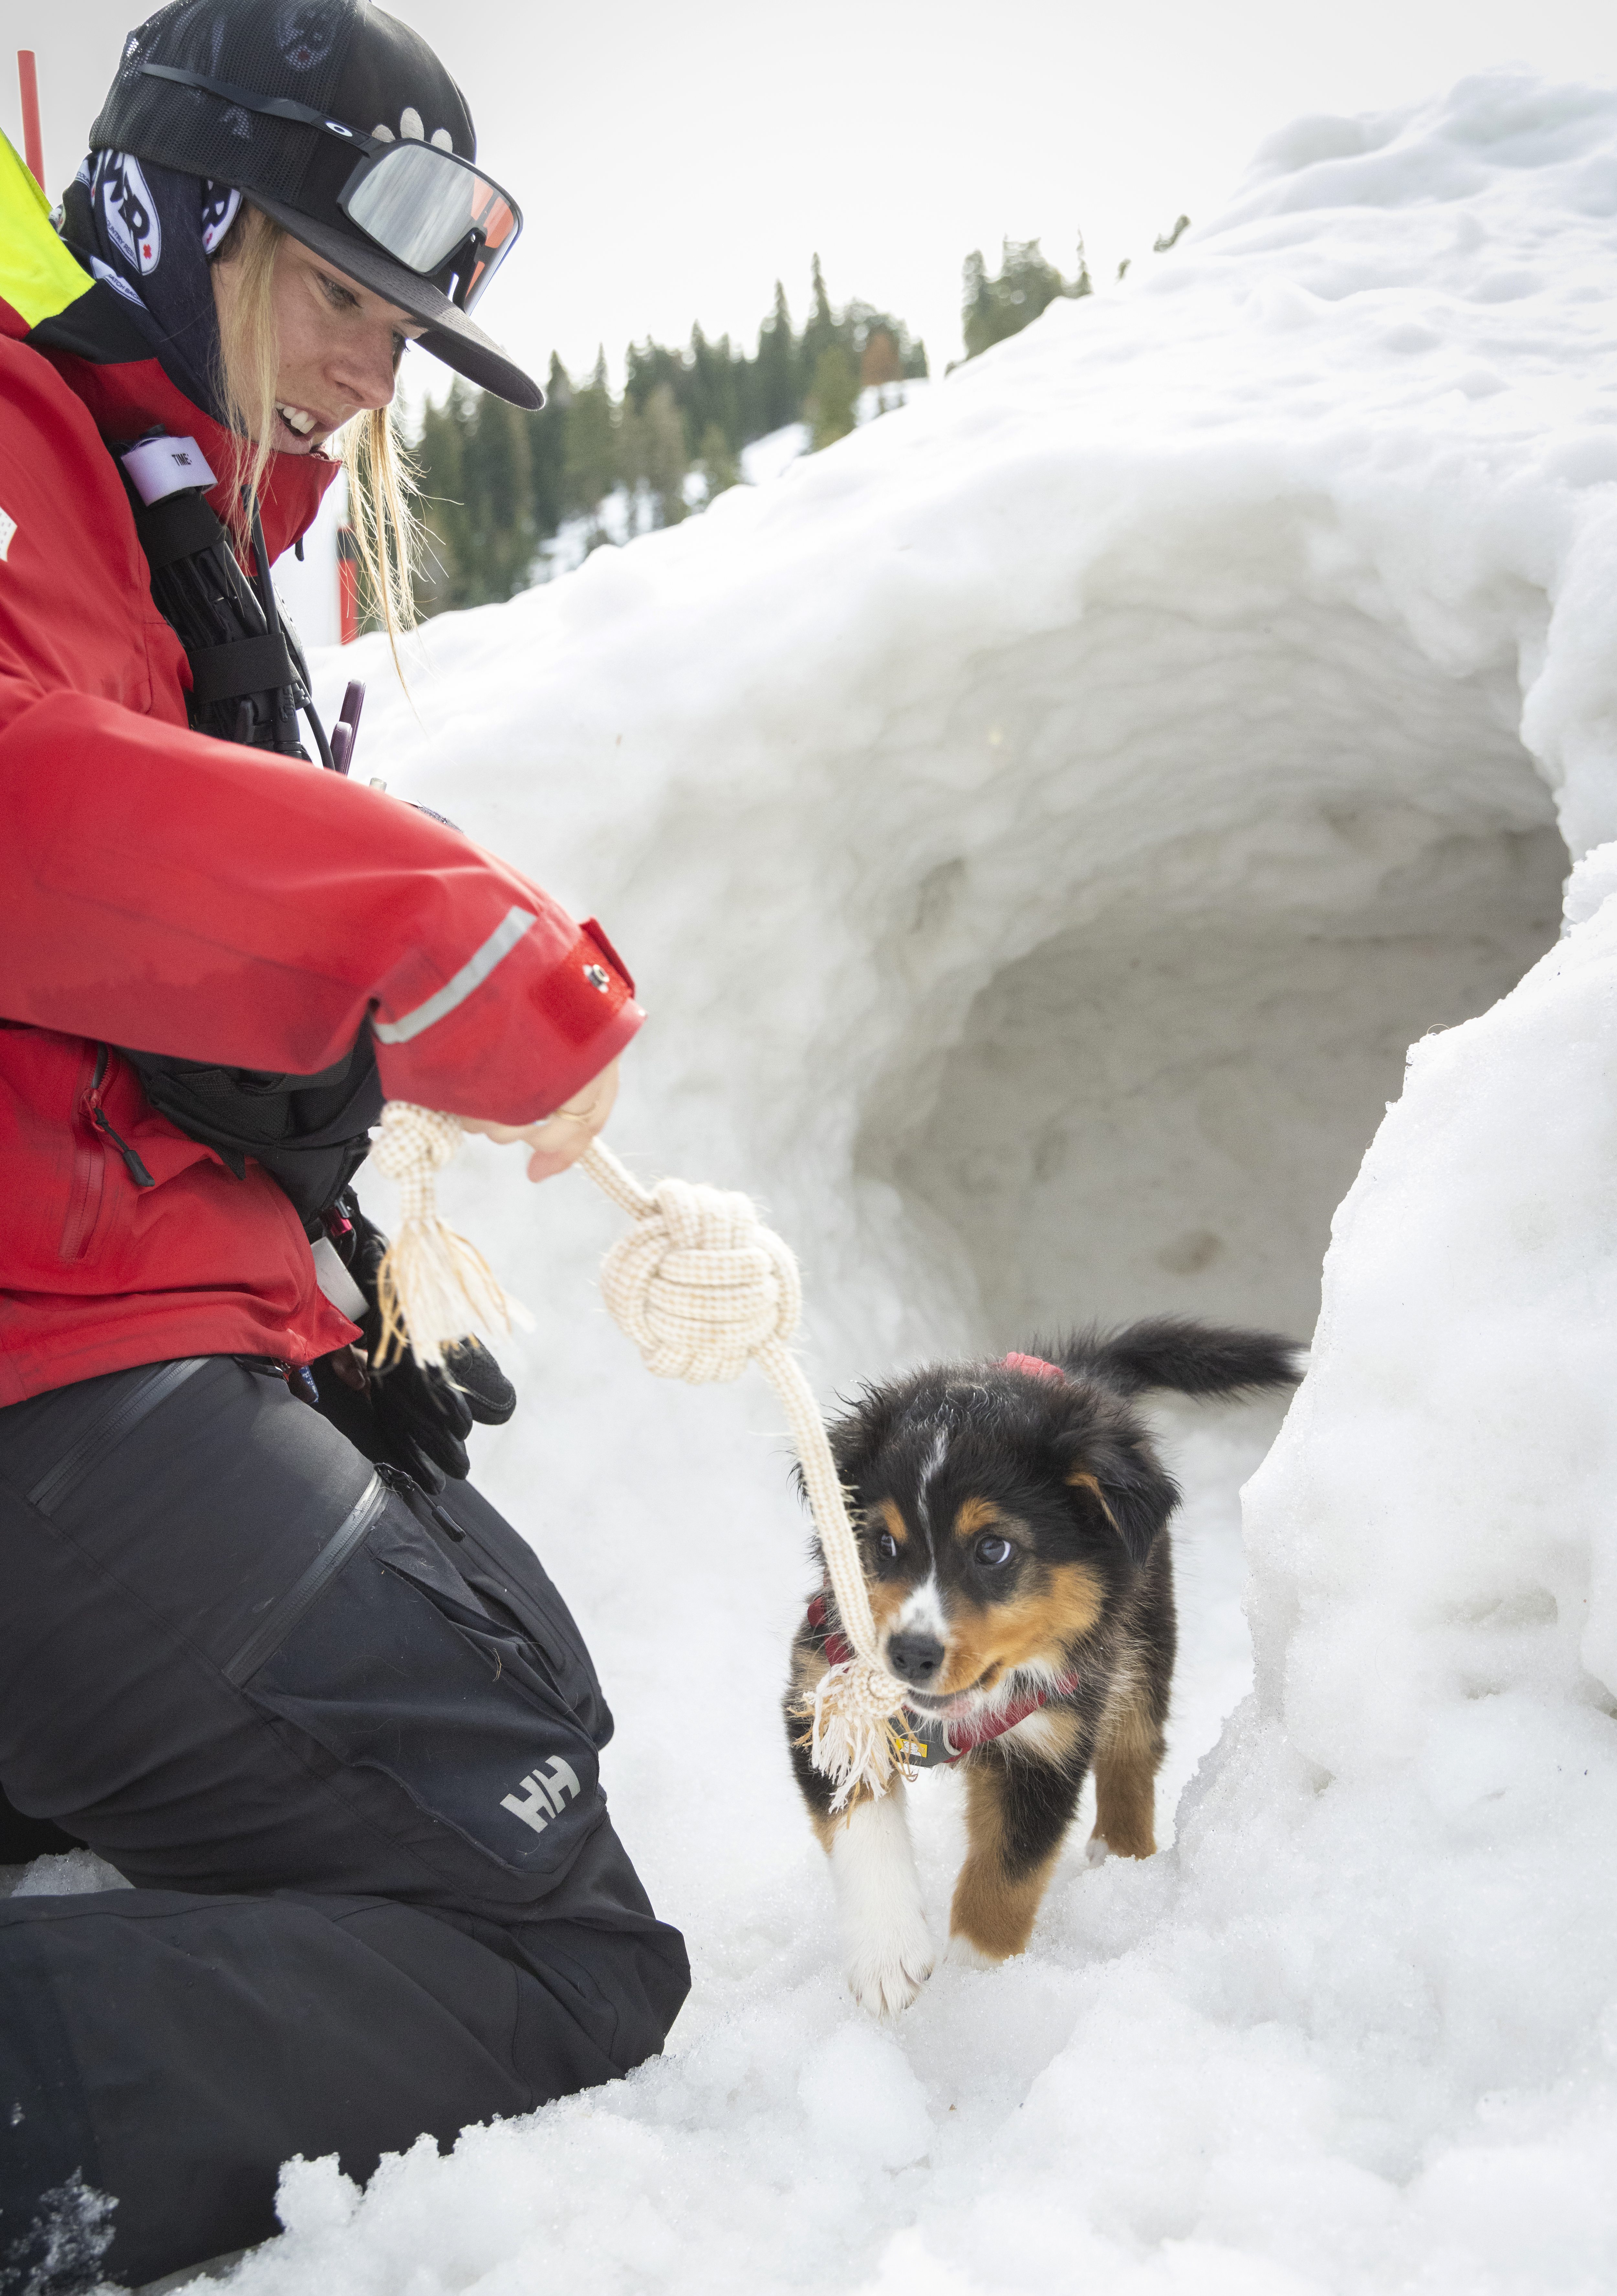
[500,1755,582,1835]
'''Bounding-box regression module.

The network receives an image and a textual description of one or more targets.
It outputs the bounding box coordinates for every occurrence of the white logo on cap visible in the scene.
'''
[201,181,242,256]
[372,109,454,150]
[277,4,339,73]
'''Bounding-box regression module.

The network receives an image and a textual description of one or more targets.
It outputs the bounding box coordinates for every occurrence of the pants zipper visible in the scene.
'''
[223,1473,388,1687]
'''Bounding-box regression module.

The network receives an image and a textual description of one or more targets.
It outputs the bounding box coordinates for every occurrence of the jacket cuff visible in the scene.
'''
[372,915,645,1123]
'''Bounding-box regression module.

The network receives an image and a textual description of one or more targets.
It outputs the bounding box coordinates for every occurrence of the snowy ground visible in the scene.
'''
[25,64,1617,2294]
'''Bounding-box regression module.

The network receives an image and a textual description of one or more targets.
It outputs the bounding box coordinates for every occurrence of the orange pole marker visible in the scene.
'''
[17,50,44,190]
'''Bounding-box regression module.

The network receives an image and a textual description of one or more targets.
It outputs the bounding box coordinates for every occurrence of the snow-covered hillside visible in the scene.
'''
[145,66,1617,2293]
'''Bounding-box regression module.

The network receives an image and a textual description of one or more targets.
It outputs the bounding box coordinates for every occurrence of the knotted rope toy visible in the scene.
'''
[366,1104,533,1369]
[366,1101,912,1807]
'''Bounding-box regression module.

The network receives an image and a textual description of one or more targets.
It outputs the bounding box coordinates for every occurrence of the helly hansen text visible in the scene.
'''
[500,1755,581,1834]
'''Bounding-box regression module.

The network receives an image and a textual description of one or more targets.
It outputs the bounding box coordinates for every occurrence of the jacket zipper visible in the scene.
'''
[59,1046,107,1261]
[62,1046,157,1260]
[86,1045,157,1191]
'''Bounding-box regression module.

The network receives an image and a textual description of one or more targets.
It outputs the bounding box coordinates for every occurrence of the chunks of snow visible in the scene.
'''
[4,1848,128,1898]
[161,62,1617,2293]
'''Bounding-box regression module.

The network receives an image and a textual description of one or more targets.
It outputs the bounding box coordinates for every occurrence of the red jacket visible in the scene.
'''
[0,277,642,1405]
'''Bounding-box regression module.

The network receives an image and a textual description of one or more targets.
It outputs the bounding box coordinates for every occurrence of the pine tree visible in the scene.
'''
[624,336,680,413]
[525,352,571,544]
[412,380,535,608]
[683,324,712,449]
[688,327,742,453]
[468,393,535,600]
[961,237,1090,360]
[616,390,648,533]
[641,381,689,525]
[757,279,797,433]
[564,348,619,540]
[733,340,764,443]
[807,342,858,452]
[413,383,471,613]
[961,249,992,363]
[799,254,839,397]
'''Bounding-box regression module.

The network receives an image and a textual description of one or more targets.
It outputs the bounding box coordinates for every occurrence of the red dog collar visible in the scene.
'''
[805,1592,1079,1769]
[1001,1351,1065,1382]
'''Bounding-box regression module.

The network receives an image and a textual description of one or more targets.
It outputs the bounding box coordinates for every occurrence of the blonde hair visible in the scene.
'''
[212,202,419,657]
[342,405,419,651]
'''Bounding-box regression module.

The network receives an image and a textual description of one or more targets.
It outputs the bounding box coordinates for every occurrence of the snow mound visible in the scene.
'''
[154,65,1617,2294]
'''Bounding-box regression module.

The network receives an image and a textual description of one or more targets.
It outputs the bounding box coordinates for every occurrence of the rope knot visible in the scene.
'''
[370,1104,461,1205]
[598,1174,803,1385]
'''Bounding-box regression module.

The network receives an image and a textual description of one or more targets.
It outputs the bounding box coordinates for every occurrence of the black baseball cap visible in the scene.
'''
[92,0,541,407]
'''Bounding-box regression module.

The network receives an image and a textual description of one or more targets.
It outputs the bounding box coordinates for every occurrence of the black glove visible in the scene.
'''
[331,1194,517,1490]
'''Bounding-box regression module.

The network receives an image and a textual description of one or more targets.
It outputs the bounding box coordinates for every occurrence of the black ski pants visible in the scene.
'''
[0,1355,689,2292]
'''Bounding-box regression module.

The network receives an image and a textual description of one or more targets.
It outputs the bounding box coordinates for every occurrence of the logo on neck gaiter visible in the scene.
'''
[99,151,162,276]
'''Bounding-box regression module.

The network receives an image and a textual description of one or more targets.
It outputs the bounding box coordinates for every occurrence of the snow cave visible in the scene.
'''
[861,610,1565,1346]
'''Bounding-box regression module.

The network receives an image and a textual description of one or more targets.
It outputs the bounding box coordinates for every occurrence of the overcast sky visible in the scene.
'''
[8,0,1617,410]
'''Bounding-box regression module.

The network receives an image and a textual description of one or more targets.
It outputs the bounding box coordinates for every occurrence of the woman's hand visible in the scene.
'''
[460,1059,620,1182]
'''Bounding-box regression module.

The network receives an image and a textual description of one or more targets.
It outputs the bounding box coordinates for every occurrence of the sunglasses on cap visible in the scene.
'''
[139,60,521,312]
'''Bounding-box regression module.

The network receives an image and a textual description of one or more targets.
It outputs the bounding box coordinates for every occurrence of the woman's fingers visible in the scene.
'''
[460,1060,620,1184]
[523,1060,619,1180]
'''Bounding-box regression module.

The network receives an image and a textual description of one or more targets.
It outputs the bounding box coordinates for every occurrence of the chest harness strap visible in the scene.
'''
[104,431,382,1230]
[116,431,330,760]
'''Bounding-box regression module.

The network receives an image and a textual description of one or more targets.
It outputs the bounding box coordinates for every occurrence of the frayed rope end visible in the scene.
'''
[369,1103,533,1370]
[802,1658,916,1811]
[373,1223,534,1371]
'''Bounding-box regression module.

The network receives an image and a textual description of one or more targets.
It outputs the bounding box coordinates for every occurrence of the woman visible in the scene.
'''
[0,4,688,2286]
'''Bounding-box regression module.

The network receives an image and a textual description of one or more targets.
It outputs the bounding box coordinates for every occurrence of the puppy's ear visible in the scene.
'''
[1063,1435,1178,1572]
[822,1379,907,1493]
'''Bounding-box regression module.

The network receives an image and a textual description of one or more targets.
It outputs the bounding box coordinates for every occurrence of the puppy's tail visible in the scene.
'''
[1052,1317,1304,1399]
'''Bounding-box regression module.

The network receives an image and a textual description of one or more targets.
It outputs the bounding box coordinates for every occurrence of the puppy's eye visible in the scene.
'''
[974,1534,1014,1567]
[877,1531,899,1561]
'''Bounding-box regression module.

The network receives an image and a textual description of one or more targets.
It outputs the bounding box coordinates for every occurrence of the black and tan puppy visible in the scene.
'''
[785,1319,1300,2015]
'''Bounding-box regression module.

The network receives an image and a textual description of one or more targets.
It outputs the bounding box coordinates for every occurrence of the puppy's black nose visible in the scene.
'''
[886,1632,946,1687]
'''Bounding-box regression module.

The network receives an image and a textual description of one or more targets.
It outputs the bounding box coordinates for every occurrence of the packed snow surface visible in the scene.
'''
[34,64,1617,2295]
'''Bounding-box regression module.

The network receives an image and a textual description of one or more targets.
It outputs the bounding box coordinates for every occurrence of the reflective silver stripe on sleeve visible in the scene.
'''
[373,905,539,1045]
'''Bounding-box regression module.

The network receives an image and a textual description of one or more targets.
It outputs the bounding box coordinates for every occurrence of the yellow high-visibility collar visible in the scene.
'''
[0,131,93,333]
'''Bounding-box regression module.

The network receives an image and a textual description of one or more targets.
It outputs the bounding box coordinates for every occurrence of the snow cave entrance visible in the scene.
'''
[861,610,1567,1354]
[851,604,1565,1827]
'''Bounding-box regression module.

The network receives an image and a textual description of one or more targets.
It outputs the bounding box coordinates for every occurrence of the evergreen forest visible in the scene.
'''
[407,229,1184,620]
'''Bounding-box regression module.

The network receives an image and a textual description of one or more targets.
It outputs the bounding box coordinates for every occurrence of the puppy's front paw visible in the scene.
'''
[829,1780,932,2016]
[846,1913,935,2018]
